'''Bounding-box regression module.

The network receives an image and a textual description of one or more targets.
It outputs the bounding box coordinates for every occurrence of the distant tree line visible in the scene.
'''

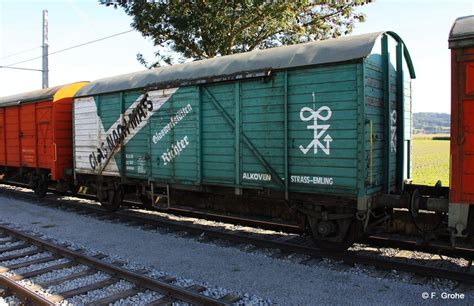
[413,112,450,134]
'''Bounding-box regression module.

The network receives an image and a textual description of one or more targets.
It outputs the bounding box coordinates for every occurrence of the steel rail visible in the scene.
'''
[124,201,303,234]
[132,204,474,260]
[1,181,303,233]
[110,212,474,285]
[2,184,474,285]
[3,182,474,260]
[128,203,474,260]
[364,235,474,260]
[0,274,55,306]
[48,189,474,260]
[28,184,474,260]
[0,224,226,306]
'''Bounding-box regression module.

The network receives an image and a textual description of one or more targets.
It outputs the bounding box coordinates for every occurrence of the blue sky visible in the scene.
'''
[0,0,473,113]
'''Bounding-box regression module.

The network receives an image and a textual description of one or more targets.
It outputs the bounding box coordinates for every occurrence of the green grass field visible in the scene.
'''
[411,137,450,186]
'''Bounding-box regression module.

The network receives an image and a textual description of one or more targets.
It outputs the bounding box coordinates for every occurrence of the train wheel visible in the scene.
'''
[33,174,48,199]
[97,185,123,212]
[308,216,358,251]
[312,225,357,251]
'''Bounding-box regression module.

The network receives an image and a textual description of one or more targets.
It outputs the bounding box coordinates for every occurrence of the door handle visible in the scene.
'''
[53,143,57,162]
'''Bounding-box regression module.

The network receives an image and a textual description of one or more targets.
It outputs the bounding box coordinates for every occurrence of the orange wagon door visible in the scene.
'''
[0,109,5,165]
[462,63,474,200]
[5,107,20,167]
[20,103,37,167]
[36,102,53,169]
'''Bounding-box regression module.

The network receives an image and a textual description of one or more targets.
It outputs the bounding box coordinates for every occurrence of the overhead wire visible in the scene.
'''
[0,66,42,71]
[0,46,42,61]
[1,29,134,68]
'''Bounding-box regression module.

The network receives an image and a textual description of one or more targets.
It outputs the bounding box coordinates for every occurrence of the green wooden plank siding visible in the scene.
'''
[404,70,413,178]
[241,77,284,189]
[356,62,366,197]
[286,64,359,194]
[201,83,237,184]
[364,37,412,195]
[364,55,384,193]
[90,55,411,199]
[150,87,199,184]
[122,90,145,178]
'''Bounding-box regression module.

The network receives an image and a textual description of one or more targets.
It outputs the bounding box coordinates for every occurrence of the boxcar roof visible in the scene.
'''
[76,31,415,97]
[0,85,64,107]
[449,15,474,49]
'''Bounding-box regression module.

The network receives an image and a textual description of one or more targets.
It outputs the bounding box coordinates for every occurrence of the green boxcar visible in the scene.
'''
[73,31,415,244]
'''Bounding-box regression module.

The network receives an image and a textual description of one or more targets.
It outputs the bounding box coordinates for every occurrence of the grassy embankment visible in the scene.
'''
[411,135,450,186]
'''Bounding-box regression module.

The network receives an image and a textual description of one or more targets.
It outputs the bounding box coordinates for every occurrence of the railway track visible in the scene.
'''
[127,201,474,261]
[0,223,240,305]
[0,274,54,306]
[1,184,474,288]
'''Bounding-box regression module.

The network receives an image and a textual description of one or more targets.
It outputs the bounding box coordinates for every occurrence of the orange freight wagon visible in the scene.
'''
[0,82,87,196]
[448,15,474,237]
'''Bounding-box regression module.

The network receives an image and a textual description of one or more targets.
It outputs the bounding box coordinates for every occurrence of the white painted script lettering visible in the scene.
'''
[391,110,397,153]
[242,172,272,182]
[290,175,334,185]
[153,104,193,144]
[161,136,190,166]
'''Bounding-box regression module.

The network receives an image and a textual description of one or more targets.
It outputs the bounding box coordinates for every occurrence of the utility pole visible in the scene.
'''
[42,9,49,89]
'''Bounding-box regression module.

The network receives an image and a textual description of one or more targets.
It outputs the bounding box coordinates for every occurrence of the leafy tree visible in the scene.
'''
[102,0,370,68]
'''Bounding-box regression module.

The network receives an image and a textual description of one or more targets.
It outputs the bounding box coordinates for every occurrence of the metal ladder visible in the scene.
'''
[150,183,170,209]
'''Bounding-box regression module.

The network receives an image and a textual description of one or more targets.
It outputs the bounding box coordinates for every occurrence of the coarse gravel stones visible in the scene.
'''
[0,226,265,305]
[111,290,163,305]
[0,295,21,306]
[0,246,37,259]
[0,241,26,251]
[0,251,52,267]
[12,258,70,277]
[26,264,89,284]
[46,272,110,295]
[0,194,473,304]
[60,280,135,305]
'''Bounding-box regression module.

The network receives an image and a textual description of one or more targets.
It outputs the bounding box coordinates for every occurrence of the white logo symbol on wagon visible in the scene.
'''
[299,106,333,155]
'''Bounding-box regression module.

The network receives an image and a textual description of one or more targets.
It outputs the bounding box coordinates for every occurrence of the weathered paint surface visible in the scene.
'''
[4,107,20,167]
[450,45,474,203]
[0,83,87,181]
[0,103,53,170]
[74,89,177,176]
[74,43,412,198]
[364,35,412,195]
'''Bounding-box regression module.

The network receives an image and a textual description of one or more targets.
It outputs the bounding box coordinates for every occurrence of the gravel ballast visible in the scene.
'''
[0,295,21,305]
[0,195,472,304]
[61,280,134,305]
[0,246,37,259]
[27,265,89,284]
